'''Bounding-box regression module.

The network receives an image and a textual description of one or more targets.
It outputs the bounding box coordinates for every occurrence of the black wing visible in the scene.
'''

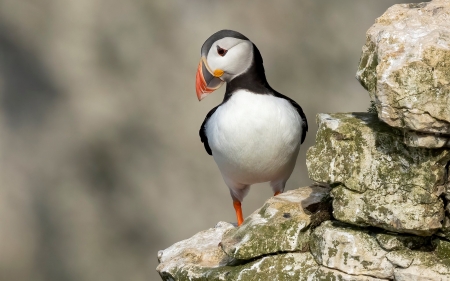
[199,105,220,155]
[273,92,308,144]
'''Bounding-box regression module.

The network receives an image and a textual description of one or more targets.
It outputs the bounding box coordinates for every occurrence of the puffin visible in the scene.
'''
[196,30,308,226]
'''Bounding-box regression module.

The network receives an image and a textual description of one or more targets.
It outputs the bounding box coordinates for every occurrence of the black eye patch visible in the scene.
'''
[216,45,228,56]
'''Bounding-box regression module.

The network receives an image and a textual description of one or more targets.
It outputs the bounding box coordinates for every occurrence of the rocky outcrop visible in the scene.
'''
[156,193,392,281]
[157,213,450,281]
[156,221,235,280]
[221,185,331,261]
[157,186,336,280]
[159,245,387,281]
[306,112,449,235]
[356,0,450,148]
[310,221,450,281]
[310,221,394,279]
[157,1,450,280]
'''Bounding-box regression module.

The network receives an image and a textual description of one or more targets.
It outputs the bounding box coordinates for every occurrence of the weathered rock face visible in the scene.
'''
[159,245,387,281]
[404,131,450,149]
[156,187,389,281]
[356,0,450,147]
[375,232,430,251]
[156,221,235,280]
[389,249,450,281]
[157,217,450,281]
[310,221,394,279]
[307,113,449,235]
[310,221,450,281]
[221,185,331,260]
[438,170,450,240]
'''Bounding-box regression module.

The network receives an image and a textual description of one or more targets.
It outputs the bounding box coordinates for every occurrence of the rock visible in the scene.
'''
[392,249,450,281]
[438,168,450,239]
[433,238,450,260]
[375,232,430,251]
[158,227,388,281]
[156,221,234,280]
[210,253,321,281]
[310,221,394,279]
[313,266,388,281]
[309,220,450,280]
[439,213,450,240]
[356,0,450,147]
[220,252,388,281]
[220,185,331,260]
[331,184,443,236]
[306,113,449,235]
[386,250,414,269]
[404,131,450,149]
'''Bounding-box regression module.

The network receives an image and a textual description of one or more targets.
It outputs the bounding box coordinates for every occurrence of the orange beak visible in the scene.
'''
[196,57,224,101]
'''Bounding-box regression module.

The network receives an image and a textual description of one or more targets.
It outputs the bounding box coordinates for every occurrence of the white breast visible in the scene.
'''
[205,90,303,186]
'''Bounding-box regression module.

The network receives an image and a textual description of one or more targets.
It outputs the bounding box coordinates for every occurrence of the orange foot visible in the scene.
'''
[233,201,244,226]
[274,191,282,196]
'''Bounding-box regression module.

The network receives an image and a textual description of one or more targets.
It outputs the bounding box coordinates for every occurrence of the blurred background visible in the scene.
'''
[0,0,424,280]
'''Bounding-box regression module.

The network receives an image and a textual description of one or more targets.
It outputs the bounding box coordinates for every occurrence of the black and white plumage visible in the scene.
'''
[196,30,308,226]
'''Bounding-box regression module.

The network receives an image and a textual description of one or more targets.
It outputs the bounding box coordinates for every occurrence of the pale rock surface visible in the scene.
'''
[356,0,450,147]
[156,221,234,280]
[306,113,449,235]
[310,221,394,279]
[220,185,331,260]
[374,232,430,251]
[391,249,450,281]
[404,131,450,149]
[386,250,414,269]
[310,221,450,280]
[156,216,450,280]
[313,266,388,281]
[217,252,388,281]
[158,234,388,281]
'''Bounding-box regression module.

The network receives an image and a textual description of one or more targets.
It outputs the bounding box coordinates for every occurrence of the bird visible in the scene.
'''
[196,30,308,226]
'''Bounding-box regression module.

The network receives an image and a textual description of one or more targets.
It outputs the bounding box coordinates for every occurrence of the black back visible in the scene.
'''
[199,32,308,156]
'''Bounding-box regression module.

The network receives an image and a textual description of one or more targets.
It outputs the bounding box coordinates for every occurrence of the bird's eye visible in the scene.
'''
[217,46,228,57]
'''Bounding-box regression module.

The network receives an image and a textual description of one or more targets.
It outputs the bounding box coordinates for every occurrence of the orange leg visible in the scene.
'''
[233,201,244,226]
[274,191,281,196]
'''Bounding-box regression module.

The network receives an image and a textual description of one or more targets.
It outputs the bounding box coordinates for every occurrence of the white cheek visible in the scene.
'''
[223,43,253,76]
[207,41,253,78]
[207,53,226,72]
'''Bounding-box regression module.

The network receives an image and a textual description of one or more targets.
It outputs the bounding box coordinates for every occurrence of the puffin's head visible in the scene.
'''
[196,30,254,101]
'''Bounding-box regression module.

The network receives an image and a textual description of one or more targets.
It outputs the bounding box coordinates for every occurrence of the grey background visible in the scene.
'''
[0,1,422,280]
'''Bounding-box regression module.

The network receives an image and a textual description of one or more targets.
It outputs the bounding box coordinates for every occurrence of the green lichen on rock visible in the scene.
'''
[357,39,378,100]
[356,0,450,138]
[403,131,450,149]
[307,113,449,235]
[161,249,388,281]
[433,238,450,261]
[157,217,391,281]
[331,184,444,236]
[388,247,450,280]
[375,232,431,251]
[367,100,378,114]
[207,253,320,281]
[220,185,331,261]
[310,221,394,279]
